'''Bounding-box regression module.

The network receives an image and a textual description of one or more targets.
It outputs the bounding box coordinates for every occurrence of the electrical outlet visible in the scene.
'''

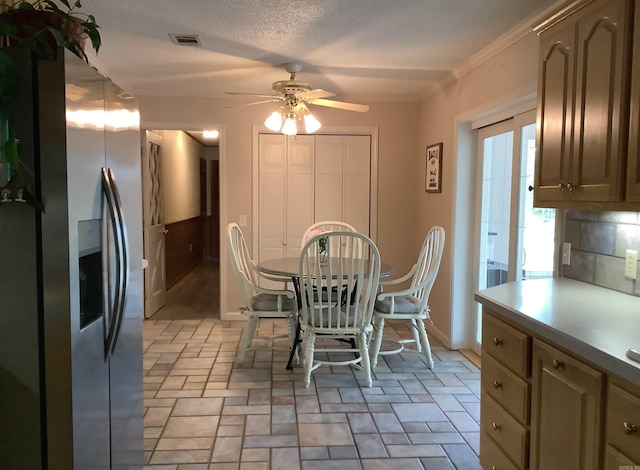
[625,249,637,279]
[562,242,571,265]
[239,215,247,227]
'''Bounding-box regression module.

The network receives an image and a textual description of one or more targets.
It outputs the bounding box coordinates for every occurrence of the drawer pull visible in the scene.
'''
[492,422,501,431]
[623,422,637,435]
[552,359,564,369]
[492,380,502,389]
[492,337,502,346]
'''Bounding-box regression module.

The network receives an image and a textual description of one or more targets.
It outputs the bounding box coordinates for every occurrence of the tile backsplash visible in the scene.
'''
[563,210,640,296]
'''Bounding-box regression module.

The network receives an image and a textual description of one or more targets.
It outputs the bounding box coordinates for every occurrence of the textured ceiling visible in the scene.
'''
[82,0,560,103]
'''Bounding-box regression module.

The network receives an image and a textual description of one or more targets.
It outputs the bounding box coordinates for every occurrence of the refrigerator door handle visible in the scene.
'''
[102,168,123,358]
[107,168,130,354]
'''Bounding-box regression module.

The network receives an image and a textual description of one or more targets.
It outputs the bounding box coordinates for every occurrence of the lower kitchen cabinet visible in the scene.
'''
[530,339,603,470]
[605,381,640,468]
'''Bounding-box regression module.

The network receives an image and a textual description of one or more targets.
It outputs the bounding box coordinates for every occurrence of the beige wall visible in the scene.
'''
[418,32,540,346]
[152,130,202,224]
[138,97,420,316]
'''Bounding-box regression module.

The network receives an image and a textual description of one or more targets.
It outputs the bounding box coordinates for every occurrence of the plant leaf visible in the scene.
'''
[22,186,45,213]
[4,134,19,170]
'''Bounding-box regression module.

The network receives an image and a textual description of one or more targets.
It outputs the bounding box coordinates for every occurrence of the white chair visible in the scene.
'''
[298,231,381,387]
[370,226,445,369]
[227,223,297,363]
[302,220,358,253]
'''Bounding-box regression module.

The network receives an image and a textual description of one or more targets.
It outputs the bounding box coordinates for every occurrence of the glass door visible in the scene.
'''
[473,111,556,353]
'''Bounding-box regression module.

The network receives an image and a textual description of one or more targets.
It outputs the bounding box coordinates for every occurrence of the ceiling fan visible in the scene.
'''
[225,63,369,135]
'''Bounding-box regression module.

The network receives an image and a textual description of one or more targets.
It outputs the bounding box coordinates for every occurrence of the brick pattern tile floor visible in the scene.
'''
[142,318,481,470]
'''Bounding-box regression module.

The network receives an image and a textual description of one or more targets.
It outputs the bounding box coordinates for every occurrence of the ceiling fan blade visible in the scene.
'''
[296,89,335,100]
[307,98,370,112]
[224,99,281,108]
[225,92,280,99]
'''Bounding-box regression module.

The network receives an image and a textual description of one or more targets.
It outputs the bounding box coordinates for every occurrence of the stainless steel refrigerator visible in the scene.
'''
[0,49,144,469]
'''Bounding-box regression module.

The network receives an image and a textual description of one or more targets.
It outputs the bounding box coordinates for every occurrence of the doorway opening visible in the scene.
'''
[141,127,222,321]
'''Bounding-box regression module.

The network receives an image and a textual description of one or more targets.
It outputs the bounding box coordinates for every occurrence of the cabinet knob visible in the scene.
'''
[558,183,566,190]
[566,184,576,192]
[492,467,500,470]
[492,337,502,346]
[163,229,169,235]
[552,359,564,369]
[528,185,534,192]
[492,380,502,389]
[623,422,637,435]
[492,422,501,431]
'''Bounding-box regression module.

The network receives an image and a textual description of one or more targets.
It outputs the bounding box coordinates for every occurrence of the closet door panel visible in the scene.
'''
[258,134,287,262]
[315,135,343,222]
[344,136,371,234]
[286,136,315,257]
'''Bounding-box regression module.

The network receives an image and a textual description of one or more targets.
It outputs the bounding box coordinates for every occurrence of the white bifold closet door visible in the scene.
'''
[315,135,371,236]
[257,133,372,276]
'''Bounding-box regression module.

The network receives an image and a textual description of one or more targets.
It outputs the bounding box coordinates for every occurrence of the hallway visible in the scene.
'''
[142,264,481,469]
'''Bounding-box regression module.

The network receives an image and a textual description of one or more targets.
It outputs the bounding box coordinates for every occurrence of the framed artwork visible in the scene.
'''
[425,142,443,193]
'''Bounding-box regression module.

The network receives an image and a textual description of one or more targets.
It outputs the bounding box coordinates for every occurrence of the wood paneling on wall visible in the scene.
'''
[165,216,203,289]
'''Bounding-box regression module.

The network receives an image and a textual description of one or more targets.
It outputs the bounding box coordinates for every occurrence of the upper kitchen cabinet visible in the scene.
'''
[534,0,633,206]
[627,0,640,199]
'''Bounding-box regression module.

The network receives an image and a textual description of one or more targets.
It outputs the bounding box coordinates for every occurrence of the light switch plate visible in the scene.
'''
[239,215,247,227]
[625,249,637,279]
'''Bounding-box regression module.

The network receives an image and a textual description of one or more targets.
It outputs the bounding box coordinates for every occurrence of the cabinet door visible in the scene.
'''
[626,0,640,200]
[571,0,631,202]
[535,19,575,204]
[530,339,603,470]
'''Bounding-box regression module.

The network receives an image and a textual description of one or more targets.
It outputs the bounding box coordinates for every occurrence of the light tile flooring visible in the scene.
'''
[143,317,482,469]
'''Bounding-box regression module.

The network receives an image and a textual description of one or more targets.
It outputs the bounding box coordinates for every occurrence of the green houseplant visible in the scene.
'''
[0,0,101,209]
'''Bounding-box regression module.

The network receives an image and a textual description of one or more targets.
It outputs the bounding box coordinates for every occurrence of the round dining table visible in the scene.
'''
[255,257,394,370]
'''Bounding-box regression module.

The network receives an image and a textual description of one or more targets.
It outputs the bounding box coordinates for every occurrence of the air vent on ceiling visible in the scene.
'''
[169,34,201,46]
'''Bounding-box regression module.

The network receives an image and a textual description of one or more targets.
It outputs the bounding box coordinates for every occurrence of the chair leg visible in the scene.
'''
[359,333,372,387]
[416,319,434,368]
[410,319,422,352]
[370,317,385,368]
[236,316,258,363]
[303,330,316,388]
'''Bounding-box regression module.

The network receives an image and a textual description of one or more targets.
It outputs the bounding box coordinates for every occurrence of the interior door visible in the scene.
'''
[142,131,166,318]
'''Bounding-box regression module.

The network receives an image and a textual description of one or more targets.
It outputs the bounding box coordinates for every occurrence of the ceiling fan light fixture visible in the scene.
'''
[282,117,298,136]
[265,110,283,132]
[304,113,321,133]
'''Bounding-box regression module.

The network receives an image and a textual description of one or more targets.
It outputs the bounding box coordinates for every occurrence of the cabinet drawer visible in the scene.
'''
[483,313,530,377]
[606,384,640,463]
[481,392,529,469]
[480,429,521,470]
[482,353,530,424]
[605,444,639,469]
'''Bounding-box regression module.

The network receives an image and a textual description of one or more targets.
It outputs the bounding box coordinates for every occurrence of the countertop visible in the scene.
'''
[474,278,640,387]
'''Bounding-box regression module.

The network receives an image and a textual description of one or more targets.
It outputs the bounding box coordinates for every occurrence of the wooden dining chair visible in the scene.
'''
[227,223,297,362]
[298,231,381,387]
[370,226,445,369]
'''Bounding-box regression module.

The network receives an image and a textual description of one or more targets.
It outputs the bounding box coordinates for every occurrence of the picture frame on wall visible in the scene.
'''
[425,142,443,193]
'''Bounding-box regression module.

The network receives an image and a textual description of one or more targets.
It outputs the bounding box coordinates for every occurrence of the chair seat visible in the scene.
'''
[250,292,296,311]
[375,295,421,314]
